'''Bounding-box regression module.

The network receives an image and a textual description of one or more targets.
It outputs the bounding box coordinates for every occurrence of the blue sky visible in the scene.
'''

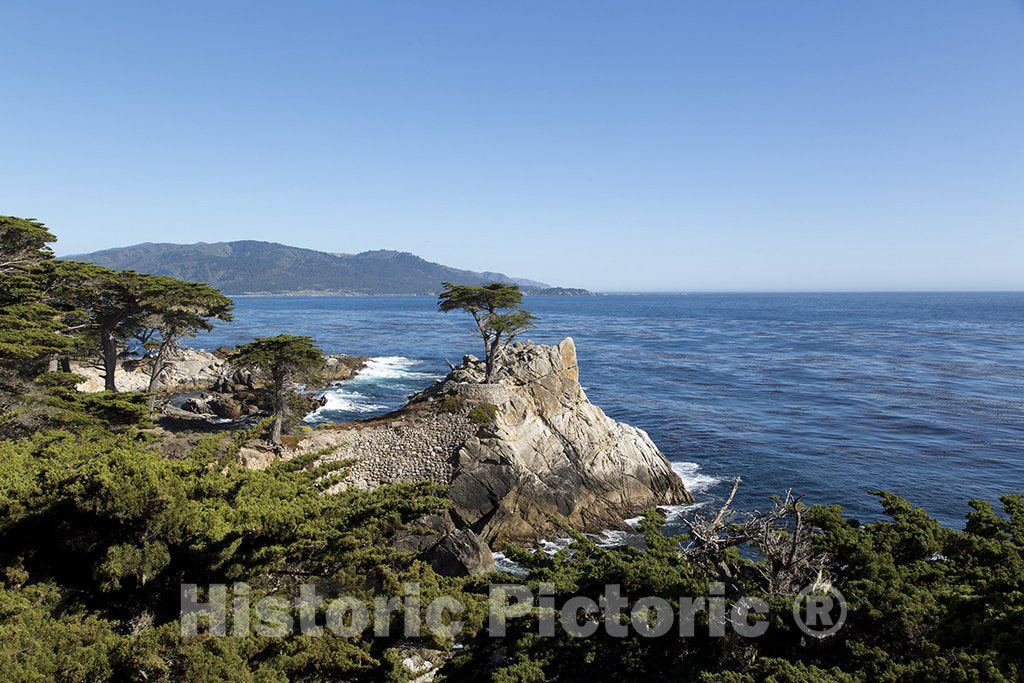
[2,1,1022,291]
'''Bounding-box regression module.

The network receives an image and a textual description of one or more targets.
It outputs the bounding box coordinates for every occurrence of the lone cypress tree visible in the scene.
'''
[437,282,537,383]
[231,334,323,446]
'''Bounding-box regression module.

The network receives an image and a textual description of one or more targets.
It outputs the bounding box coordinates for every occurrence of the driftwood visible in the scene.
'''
[681,477,830,597]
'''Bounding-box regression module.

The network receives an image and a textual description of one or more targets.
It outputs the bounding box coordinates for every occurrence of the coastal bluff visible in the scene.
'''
[292,338,692,551]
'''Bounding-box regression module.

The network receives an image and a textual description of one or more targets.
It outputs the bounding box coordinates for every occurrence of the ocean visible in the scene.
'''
[193,292,1024,529]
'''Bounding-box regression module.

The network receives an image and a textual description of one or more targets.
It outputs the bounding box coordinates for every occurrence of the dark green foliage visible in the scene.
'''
[0,372,153,439]
[0,268,71,366]
[438,282,537,382]
[0,427,444,606]
[0,424,470,680]
[467,402,498,425]
[232,335,324,446]
[437,395,498,425]
[438,395,467,414]
[1,218,89,437]
[0,215,56,269]
[443,495,1024,682]
[438,282,526,315]
[0,217,72,374]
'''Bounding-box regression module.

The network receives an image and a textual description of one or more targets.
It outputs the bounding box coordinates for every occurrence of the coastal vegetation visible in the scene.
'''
[438,282,537,383]
[467,402,499,425]
[0,215,1020,681]
[127,280,233,407]
[231,335,324,447]
[447,491,1024,682]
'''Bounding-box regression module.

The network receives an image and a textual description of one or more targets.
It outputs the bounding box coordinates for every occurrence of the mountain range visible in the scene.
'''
[62,241,589,296]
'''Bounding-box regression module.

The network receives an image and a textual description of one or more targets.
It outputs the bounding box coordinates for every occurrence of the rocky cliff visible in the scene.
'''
[295,338,691,549]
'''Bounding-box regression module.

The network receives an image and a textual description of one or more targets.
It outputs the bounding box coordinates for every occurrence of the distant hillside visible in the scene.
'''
[61,241,575,295]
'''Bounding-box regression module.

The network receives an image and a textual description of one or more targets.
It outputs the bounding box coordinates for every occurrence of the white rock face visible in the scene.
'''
[70,348,227,393]
[71,349,363,394]
[298,338,691,544]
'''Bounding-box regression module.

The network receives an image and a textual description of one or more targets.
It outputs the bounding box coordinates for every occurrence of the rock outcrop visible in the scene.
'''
[71,348,227,393]
[392,514,496,577]
[297,338,691,547]
[436,337,692,542]
[71,348,367,404]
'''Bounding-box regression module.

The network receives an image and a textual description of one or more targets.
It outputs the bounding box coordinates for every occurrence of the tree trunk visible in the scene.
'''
[270,380,286,446]
[101,330,118,392]
[59,356,71,373]
[484,334,502,383]
[146,340,171,411]
[47,354,58,372]
[475,312,494,383]
[484,349,493,384]
[271,412,283,447]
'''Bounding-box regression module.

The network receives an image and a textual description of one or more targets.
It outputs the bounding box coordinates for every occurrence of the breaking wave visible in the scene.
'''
[671,461,723,496]
[316,388,386,414]
[306,356,439,424]
[350,356,437,384]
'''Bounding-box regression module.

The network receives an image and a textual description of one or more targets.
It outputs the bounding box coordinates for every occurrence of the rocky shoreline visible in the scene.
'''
[280,338,691,574]
[71,347,367,421]
[73,338,691,576]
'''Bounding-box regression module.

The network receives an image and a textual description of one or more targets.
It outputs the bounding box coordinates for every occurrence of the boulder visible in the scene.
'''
[393,513,495,577]
[321,354,369,382]
[208,396,243,420]
[424,528,495,577]
[385,646,450,683]
[181,396,211,415]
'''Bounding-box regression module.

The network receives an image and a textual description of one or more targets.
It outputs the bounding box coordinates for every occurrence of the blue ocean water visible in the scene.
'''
[193,292,1024,528]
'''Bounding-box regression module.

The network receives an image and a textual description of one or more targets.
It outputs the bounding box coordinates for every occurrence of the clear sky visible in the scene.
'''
[3,1,1022,291]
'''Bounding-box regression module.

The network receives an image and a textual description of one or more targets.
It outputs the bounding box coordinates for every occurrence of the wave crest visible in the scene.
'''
[353,356,437,383]
[671,461,722,496]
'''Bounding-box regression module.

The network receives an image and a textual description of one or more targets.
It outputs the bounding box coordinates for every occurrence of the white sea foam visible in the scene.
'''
[539,538,574,555]
[659,502,708,524]
[492,552,529,578]
[352,356,437,383]
[671,461,723,496]
[306,356,439,422]
[306,388,387,423]
[594,529,634,547]
[314,388,387,414]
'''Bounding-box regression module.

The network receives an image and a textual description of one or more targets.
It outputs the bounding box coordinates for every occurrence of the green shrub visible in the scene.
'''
[467,402,498,424]
[443,493,1024,682]
[437,395,466,414]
